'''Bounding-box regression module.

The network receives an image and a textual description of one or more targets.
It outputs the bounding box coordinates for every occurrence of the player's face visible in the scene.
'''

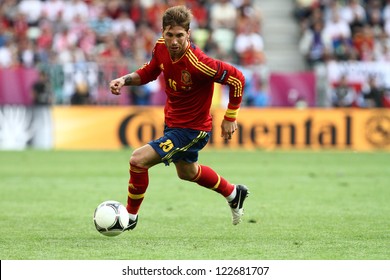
[163,25,190,60]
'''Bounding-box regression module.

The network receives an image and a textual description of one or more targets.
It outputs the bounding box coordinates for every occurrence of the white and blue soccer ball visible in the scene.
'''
[93,200,129,237]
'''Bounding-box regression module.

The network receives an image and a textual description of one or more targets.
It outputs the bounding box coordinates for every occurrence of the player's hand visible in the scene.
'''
[221,119,238,141]
[109,77,125,95]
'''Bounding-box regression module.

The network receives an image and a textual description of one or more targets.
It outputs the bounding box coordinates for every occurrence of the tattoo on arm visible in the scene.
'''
[123,75,132,86]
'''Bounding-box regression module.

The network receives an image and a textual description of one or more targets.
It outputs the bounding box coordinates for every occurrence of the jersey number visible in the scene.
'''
[168,79,177,91]
[159,139,174,152]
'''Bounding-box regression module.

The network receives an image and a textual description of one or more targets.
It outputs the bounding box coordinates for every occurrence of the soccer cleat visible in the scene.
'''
[124,215,138,231]
[229,185,249,225]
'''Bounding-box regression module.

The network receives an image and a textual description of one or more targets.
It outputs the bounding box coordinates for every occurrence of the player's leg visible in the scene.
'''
[125,144,161,230]
[170,127,249,225]
[175,160,235,198]
[175,160,249,225]
[125,127,199,230]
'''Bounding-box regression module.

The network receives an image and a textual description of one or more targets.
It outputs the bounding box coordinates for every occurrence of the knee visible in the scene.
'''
[176,164,198,181]
[129,155,140,168]
[129,145,160,169]
[177,170,192,181]
[129,149,146,169]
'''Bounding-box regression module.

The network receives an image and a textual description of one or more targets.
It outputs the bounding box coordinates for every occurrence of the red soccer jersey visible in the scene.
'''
[136,38,245,131]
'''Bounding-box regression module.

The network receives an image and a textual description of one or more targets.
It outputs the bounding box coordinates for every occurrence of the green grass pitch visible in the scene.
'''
[0,149,389,260]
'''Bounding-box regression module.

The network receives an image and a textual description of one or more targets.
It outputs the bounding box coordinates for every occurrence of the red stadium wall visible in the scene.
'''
[53,106,390,151]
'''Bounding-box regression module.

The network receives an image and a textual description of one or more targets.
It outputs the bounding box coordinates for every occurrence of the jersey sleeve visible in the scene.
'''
[213,60,245,104]
[213,60,245,121]
[135,44,162,85]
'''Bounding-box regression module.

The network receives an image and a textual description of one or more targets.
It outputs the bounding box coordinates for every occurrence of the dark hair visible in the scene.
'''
[162,5,192,32]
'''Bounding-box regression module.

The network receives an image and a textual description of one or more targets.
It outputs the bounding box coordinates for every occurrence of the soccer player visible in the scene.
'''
[109,5,249,230]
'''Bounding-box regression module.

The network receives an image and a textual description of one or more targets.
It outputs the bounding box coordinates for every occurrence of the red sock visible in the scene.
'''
[191,165,234,197]
[126,164,149,215]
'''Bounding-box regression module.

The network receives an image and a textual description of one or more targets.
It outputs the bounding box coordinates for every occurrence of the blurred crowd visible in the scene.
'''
[0,0,264,69]
[295,0,390,67]
[295,0,390,108]
[0,0,267,106]
[1,0,388,108]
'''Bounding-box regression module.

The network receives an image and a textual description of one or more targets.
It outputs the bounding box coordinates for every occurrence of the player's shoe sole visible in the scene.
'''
[124,215,138,231]
[229,185,249,225]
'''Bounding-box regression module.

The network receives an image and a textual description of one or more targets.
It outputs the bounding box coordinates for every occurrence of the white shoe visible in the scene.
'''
[228,185,249,225]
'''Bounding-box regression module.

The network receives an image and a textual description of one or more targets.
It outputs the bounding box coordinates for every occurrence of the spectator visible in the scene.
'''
[0,39,15,67]
[105,0,124,20]
[62,0,89,23]
[18,0,43,26]
[18,38,37,67]
[330,75,358,107]
[57,42,86,64]
[188,0,208,27]
[31,70,53,106]
[52,26,78,53]
[353,24,375,61]
[234,22,265,66]
[323,9,353,59]
[210,0,237,30]
[117,29,134,58]
[293,0,320,24]
[78,27,97,60]
[209,0,238,58]
[128,0,144,26]
[12,12,29,41]
[374,31,390,61]
[303,6,325,34]
[190,17,212,50]
[35,22,53,63]
[366,3,384,38]
[30,69,54,149]
[361,75,385,107]
[71,81,90,105]
[88,9,113,43]
[112,10,136,36]
[323,1,344,26]
[145,0,167,33]
[299,20,331,67]
[132,23,157,61]
[129,86,151,106]
[383,0,390,23]
[86,0,106,22]
[236,0,262,32]
[1,0,19,23]
[42,0,65,23]
[0,22,9,48]
[98,34,123,64]
[243,71,269,107]
[340,0,366,34]
[385,17,390,37]
[68,14,88,41]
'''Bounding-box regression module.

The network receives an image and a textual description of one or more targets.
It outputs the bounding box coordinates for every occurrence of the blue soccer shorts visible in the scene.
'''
[149,126,211,166]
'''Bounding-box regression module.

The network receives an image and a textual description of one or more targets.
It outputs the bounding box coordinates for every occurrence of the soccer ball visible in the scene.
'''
[93,200,129,237]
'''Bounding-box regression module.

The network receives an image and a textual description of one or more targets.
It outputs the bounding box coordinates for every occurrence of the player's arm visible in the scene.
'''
[110,72,142,95]
[215,62,245,140]
[221,113,239,140]
[110,41,162,95]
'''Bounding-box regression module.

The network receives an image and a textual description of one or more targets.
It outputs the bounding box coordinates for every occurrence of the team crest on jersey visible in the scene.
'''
[181,70,192,85]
